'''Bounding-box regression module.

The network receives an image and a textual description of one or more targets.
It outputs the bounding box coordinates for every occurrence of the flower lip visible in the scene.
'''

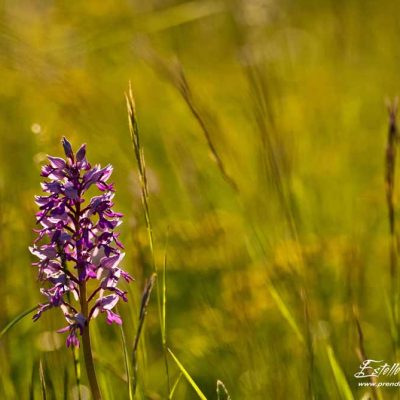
[106,310,122,325]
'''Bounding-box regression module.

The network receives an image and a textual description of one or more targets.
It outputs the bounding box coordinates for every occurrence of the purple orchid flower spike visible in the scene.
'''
[29,137,133,349]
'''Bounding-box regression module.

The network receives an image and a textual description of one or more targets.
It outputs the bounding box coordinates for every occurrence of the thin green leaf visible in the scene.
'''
[268,284,304,344]
[162,233,168,345]
[162,231,171,394]
[385,293,398,345]
[39,359,47,400]
[0,305,37,339]
[63,367,69,400]
[72,347,81,400]
[29,362,35,400]
[119,323,133,400]
[169,373,183,399]
[168,348,207,400]
[326,345,354,400]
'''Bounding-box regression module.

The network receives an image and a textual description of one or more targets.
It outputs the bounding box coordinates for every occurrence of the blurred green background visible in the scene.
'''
[1,0,400,398]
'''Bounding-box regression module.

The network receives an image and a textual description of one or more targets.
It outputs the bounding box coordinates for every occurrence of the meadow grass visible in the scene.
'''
[2,1,400,399]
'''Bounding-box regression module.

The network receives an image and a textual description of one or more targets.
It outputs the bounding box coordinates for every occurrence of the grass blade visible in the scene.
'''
[39,359,47,400]
[162,234,168,347]
[29,362,35,400]
[169,373,182,399]
[268,284,304,344]
[168,348,207,400]
[119,322,133,400]
[162,232,171,394]
[0,305,37,339]
[63,367,69,400]
[72,347,81,400]
[326,345,354,400]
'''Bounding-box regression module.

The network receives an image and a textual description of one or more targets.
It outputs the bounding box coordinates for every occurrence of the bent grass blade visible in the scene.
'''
[168,348,207,400]
[169,373,183,399]
[326,345,354,400]
[0,305,37,339]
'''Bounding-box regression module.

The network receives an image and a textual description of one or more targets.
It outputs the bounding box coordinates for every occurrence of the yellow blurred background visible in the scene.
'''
[1,0,400,398]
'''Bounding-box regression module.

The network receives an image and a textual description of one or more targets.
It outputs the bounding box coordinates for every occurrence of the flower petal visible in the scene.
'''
[48,156,66,169]
[62,137,74,159]
[76,144,86,162]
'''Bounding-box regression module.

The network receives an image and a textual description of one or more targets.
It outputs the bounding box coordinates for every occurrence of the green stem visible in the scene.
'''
[80,282,102,400]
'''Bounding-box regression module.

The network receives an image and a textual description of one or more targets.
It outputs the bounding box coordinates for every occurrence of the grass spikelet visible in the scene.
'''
[385,98,399,356]
[385,97,399,237]
[216,380,231,400]
[125,82,154,265]
[353,305,382,400]
[135,47,238,193]
[126,82,172,396]
[132,273,157,395]
[385,98,399,354]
